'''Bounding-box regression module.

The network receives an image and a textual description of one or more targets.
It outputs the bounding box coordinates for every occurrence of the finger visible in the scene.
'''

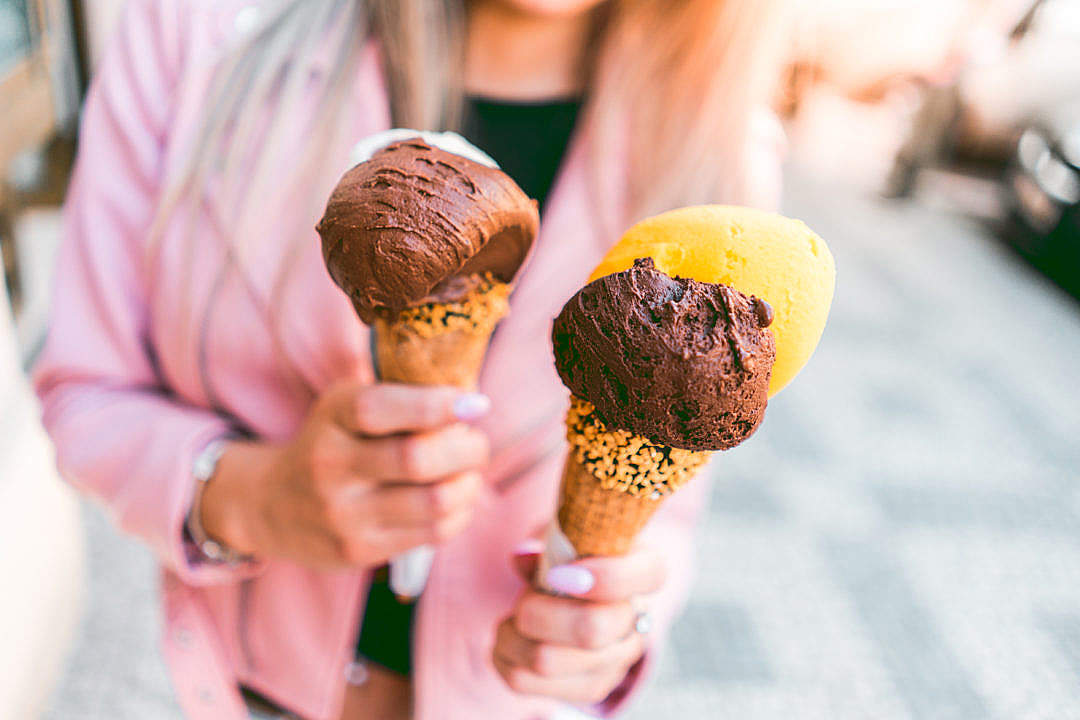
[332,383,490,436]
[494,619,644,678]
[349,425,489,482]
[514,591,635,649]
[366,472,482,526]
[542,548,667,602]
[373,504,477,552]
[492,655,628,705]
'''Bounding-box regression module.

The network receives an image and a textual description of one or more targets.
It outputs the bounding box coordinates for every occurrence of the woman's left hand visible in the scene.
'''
[492,546,666,705]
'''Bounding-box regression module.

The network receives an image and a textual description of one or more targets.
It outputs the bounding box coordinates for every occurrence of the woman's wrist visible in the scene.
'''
[199,440,276,558]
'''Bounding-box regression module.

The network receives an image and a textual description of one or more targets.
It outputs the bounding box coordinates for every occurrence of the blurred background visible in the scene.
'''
[2,0,1078,718]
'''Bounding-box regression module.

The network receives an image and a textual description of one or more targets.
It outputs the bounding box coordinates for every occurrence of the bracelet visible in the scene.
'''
[186,437,253,565]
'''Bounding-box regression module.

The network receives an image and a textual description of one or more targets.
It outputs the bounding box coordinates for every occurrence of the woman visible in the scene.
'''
[34,0,784,718]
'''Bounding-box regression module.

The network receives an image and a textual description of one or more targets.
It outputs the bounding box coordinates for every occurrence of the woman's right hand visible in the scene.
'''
[200,381,491,569]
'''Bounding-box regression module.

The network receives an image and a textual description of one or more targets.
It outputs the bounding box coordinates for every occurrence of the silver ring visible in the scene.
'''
[634,610,653,635]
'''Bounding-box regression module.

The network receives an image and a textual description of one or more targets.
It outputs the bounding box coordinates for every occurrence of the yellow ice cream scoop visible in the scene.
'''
[589,205,835,396]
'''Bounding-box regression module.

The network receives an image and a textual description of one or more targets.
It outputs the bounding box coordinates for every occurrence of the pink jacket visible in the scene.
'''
[34,2,781,718]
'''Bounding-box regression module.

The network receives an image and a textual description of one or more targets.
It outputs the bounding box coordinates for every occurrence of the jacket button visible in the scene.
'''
[234,6,259,35]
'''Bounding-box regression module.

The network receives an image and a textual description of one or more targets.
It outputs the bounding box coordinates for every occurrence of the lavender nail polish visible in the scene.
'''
[545,565,595,595]
[453,393,491,421]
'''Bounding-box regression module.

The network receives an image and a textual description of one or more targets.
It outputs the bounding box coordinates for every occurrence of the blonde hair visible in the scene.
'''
[594,1,786,218]
[156,0,785,403]
[376,0,786,220]
[166,0,785,232]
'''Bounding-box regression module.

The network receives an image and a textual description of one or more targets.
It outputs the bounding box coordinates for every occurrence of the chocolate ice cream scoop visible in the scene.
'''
[316,139,539,323]
[552,257,776,451]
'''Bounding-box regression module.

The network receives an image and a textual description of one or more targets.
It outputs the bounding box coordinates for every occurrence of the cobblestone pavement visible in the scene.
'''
[44,177,1080,719]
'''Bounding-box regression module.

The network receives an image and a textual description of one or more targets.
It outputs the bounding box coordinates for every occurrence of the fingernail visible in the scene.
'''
[453,393,491,421]
[544,565,595,595]
[512,538,544,556]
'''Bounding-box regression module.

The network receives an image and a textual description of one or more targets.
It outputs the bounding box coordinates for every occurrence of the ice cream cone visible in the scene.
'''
[363,276,511,600]
[550,397,712,558]
[317,133,540,603]
[365,275,511,389]
[540,206,834,587]
[556,454,664,556]
[372,318,491,389]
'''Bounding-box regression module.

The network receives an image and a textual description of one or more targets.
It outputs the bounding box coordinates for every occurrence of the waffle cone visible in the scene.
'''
[363,277,509,389]
[556,454,665,556]
[372,316,492,389]
[550,397,713,558]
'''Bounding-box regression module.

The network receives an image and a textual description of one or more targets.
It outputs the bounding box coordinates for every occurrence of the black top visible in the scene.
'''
[355,94,583,677]
[462,95,582,212]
